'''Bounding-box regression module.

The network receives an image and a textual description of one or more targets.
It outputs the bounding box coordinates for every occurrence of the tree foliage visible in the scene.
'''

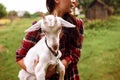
[8,10,17,17]
[8,10,17,22]
[101,0,120,14]
[31,11,41,17]
[78,0,93,10]
[23,11,31,18]
[78,0,120,14]
[0,3,7,18]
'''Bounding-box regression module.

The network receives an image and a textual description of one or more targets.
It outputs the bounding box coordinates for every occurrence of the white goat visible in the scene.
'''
[18,15,75,80]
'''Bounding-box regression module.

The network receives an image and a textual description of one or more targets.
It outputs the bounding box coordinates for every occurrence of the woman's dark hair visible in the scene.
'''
[46,0,80,51]
[46,0,56,14]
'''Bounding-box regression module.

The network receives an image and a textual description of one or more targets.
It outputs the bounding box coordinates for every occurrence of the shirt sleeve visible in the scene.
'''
[63,19,84,65]
[16,21,43,62]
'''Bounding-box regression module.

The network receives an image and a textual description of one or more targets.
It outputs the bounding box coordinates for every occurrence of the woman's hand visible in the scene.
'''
[61,59,68,69]
[46,64,57,78]
[17,59,27,71]
[46,59,68,78]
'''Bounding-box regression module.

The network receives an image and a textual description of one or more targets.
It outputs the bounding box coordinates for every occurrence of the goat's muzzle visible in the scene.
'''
[52,44,58,50]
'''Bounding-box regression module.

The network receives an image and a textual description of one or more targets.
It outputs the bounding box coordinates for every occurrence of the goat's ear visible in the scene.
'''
[40,12,46,20]
[25,20,42,32]
[54,10,58,17]
[59,18,76,28]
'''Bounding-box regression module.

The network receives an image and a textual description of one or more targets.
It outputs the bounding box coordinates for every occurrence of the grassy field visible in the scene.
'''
[0,16,120,80]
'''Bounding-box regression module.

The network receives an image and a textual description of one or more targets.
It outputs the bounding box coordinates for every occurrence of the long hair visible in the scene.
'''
[46,0,56,14]
[46,0,80,50]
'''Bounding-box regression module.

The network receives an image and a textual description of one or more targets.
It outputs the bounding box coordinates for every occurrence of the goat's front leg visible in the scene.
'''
[35,62,47,80]
[18,69,36,80]
[57,60,65,80]
[18,69,29,80]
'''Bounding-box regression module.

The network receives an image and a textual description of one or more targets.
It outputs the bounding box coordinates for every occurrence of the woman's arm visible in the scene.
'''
[17,59,27,71]
[16,30,40,70]
[16,21,43,70]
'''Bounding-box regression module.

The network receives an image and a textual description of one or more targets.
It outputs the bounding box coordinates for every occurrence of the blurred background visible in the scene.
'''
[0,0,120,80]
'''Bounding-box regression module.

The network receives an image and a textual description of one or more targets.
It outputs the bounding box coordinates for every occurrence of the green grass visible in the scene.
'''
[0,17,40,80]
[0,16,120,80]
[78,16,120,80]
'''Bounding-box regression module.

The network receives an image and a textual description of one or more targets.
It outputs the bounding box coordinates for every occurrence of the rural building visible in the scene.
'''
[85,0,112,20]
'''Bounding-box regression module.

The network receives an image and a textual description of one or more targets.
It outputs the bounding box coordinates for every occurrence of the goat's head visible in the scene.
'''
[25,14,75,50]
[25,14,75,32]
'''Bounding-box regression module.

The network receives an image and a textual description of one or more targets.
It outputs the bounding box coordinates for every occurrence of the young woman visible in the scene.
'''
[16,0,84,80]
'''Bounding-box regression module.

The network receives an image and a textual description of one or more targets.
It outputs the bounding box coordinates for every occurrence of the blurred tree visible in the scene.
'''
[0,3,7,18]
[23,11,31,18]
[78,0,120,14]
[31,11,41,17]
[78,0,93,13]
[8,10,17,22]
[8,10,17,17]
[102,0,120,14]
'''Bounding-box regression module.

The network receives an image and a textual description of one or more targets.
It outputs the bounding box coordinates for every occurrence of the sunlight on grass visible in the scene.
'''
[0,18,11,25]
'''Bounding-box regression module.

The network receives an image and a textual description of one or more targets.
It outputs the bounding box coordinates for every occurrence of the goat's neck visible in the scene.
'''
[45,35,59,51]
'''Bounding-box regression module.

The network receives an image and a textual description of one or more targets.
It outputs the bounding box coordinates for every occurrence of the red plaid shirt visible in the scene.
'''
[16,18,84,80]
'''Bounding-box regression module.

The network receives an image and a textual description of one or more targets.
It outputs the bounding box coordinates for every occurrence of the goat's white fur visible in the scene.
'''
[18,15,75,80]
